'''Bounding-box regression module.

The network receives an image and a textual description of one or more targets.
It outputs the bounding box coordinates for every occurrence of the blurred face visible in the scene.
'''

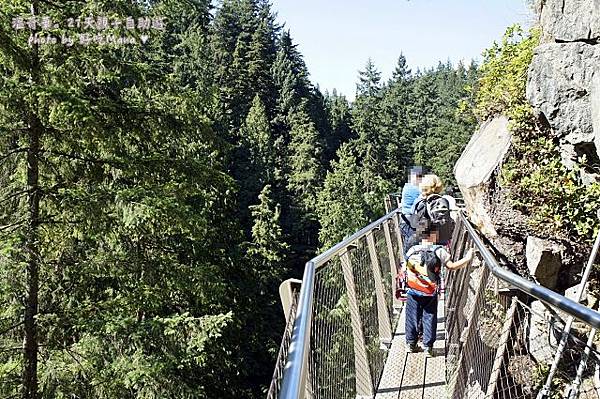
[427,230,439,243]
[410,172,422,185]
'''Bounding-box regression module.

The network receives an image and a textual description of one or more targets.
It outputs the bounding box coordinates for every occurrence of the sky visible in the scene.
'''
[270,0,534,100]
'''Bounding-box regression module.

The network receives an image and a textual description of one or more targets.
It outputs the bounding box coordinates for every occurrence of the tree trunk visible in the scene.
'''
[23,2,41,398]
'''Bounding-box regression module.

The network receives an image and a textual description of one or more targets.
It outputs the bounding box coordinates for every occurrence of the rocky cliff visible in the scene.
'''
[456,0,600,291]
[529,0,600,182]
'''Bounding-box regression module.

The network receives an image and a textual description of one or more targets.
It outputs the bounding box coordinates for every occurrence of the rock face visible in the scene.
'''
[538,0,600,43]
[526,236,563,289]
[593,75,600,155]
[529,0,600,181]
[454,116,511,237]
[527,43,600,145]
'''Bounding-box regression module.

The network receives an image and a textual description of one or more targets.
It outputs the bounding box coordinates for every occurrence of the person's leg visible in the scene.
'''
[405,292,421,348]
[422,295,438,349]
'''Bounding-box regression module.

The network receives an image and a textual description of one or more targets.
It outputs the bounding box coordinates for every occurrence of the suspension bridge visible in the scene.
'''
[267,196,600,399]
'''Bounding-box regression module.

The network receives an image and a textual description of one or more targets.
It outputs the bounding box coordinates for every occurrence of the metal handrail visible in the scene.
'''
[277,209,600,399]
[279,208,402,398]
[459,212,600,329]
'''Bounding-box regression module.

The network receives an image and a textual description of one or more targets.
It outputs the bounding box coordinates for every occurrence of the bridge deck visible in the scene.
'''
[376,295,446,399]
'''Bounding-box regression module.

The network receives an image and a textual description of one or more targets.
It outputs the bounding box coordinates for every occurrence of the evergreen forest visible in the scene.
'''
[0,0,478,397]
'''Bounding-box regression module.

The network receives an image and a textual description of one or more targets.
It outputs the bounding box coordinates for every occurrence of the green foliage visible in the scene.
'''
[317,143,377,248]
[249,184,288,264]
[287,103,325,216]
[475,25,540,122]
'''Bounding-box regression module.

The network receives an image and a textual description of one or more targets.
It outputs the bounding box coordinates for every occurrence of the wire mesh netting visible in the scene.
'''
[374,227,395,325]
[267,288,300,399]
[349,236,387,392]
[309,256,355,399]
[270,211,402,399]
[446,214,600,399]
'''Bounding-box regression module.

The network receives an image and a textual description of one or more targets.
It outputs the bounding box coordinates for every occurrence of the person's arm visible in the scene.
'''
[446,248,474,270]
[400,184,410,209]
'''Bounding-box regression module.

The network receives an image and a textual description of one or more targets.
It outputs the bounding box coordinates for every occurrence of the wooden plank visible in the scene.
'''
[399,351,426,399]
[376,295,448,399]
[423,296,446,398]
[376,305,408,399]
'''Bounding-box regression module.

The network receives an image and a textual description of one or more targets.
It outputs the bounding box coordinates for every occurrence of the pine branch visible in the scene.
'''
[0,189,29,206]
[45,150,125,167]
[0,219,25,232]
[0,319,24,336]
[0,29,30,71]
[0,147,28,164]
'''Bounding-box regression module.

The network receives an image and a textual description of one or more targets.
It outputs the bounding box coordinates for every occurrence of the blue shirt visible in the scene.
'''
[401,183,420,214]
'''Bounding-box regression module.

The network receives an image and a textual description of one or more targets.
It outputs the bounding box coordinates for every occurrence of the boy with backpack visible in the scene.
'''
[404,221,474,356]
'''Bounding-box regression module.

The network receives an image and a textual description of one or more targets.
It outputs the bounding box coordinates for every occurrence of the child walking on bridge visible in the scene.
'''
[404,221,473,356]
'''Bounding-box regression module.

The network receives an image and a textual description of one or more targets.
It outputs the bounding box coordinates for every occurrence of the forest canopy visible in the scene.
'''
[0,0,477,397]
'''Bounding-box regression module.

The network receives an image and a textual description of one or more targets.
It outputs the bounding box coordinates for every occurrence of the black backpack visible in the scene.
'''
[402,194,450,231]
[420,247,442,282]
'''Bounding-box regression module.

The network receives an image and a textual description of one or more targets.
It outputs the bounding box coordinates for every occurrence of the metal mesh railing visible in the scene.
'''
[273,199,600,399]
[309,256,354,399]
[352,236,388,391]
[374,226,395,323]
[447,212,600,399]
[267,286,301,399]
[273,209,401,398]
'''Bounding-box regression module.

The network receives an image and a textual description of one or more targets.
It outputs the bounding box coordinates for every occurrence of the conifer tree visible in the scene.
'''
[287,104,324,215]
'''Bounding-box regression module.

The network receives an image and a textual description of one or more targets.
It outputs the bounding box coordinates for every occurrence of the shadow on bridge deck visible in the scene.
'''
[376,295,446,399]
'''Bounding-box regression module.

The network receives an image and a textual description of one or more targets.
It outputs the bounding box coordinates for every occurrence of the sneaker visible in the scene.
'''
[406,342,419,353]
[424,346,434,357]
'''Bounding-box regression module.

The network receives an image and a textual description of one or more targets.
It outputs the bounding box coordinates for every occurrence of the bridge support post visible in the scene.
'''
[382,220,401,310]
[392,212,404,257]
[384,195,393,214]
[339,248,375,398]
[366,230,393,346]
[485,297,518,398]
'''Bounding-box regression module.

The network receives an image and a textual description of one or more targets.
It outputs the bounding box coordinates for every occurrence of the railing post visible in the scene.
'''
[339,248,375,398]
[485,297,518,397]
[448,261,487,399]
[384,195,392,214]
[383,220,401,310]
[366,230,393,345]
[279,262,316,399]
[392,211,404,258]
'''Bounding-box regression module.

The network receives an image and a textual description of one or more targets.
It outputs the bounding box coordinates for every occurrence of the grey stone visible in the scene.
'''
[565,283,585,301]
[527,42,600,149]
[529,300,555,364]
[593,75,600,158]
[526,236,563,289]
[538,0,600,42]
[454,116,511,237]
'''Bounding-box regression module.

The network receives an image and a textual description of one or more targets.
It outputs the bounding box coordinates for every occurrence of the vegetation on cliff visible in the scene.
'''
[475,25,600,242]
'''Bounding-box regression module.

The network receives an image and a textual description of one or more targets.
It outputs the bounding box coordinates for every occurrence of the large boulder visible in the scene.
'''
[538,0,600,42]
[455,116,511,237]
[526,236,563,289]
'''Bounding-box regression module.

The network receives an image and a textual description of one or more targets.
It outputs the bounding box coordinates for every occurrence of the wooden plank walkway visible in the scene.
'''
[375,295,446,399]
